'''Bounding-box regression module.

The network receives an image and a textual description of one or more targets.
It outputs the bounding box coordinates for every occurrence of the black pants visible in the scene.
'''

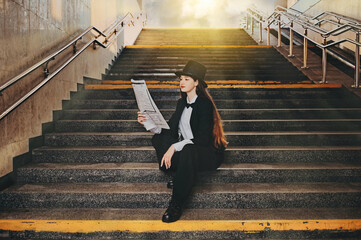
[152,133,224,205]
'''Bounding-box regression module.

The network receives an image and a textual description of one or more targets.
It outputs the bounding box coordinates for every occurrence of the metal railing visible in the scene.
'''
[0,11,145,121]
[246,6,361,88]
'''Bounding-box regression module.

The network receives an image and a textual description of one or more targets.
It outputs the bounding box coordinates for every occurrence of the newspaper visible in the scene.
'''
[131,79,170,130]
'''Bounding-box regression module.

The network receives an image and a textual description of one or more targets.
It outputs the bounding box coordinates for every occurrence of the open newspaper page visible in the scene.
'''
[131,79,170,131]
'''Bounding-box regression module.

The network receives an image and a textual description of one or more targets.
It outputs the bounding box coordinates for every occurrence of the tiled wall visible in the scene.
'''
[0,0,143,177]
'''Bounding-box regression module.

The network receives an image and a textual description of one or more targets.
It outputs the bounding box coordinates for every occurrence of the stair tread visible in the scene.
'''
[34,145,361,150]
[63,108,361,111]
[19,162,361,170]
[3,182,361,194]
[45,131,361,135]
[1,208,361,220]
[71,99,355,101]
[56,119,361,122]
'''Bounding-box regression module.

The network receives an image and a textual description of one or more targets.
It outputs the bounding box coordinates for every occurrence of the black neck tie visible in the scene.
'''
[185,103,194,109]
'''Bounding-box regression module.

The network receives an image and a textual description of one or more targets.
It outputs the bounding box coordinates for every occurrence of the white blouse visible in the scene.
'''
[145,95,197,152]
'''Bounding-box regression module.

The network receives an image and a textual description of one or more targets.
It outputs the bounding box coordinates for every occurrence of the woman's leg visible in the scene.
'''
[197,145,224,171]
[172,144,199,205]
[162,144,198,223]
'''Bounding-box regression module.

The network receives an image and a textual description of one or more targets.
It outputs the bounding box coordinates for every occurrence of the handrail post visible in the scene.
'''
[320,38,328,83]
[267,20,271,45]
[288,22,294,57]
[246,12,249,30]
[301,29,309,69]
[352,33,360,88]
[251,15,254,35]
[277,15,282,47]
[259,21,263,43]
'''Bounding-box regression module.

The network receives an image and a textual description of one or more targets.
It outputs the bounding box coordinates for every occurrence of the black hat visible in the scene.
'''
[175,60,208,88]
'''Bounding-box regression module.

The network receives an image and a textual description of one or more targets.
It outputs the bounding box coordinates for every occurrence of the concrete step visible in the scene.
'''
[112,61,291,68]
[108,69,302,75]
[32,146,361,164]
[64,99,361,109]
[113,59,291,65]
[120,48,280,53]
[54,119,361,132]
[134,41,258,45]
[109,66,301,73]
[118,49,285,54]
[106,69,303,75]
[135,38,257,47]
[104,74,307,81]
[0,208,360,239]
[114,57,292,62]
[122,47,277,50]
[123,46,272,51]
[116,55,289,61]
[120,53,281,58]
[133,41,257,45]
[122,46,273,51]
[43,132,361,147]
[110,66,301,74]
[112,61,298,67]
[32,146,361,163]
[56,108,361,120]
[2,208,360,239]
[16,162,361,184]
[1,182,360,209]
[70,88,354,100]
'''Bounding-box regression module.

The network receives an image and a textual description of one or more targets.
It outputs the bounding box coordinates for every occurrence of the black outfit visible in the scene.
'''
[152,95,225,205]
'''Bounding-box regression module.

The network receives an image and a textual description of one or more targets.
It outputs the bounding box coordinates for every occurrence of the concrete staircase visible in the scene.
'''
[1,29,361,239]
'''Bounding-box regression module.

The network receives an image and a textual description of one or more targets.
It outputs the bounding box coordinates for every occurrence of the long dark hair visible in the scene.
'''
[181,79,228,149]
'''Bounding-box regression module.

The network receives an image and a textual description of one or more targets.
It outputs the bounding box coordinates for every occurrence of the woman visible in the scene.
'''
[137,60,227,223]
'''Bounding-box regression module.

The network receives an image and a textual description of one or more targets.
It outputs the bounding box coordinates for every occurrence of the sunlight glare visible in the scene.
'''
[181,0,217,19]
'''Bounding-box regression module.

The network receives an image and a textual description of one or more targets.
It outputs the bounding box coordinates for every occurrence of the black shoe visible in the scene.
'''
[167,180,174,189]
[162,201,182,223]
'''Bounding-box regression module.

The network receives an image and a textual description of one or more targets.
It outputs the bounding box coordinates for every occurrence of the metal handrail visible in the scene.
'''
[0,11,144,120]
[246,6,360,88]
[0,26,103,93]
[272,6,361,37]
[0,12,135,94]
[313,11,361,25]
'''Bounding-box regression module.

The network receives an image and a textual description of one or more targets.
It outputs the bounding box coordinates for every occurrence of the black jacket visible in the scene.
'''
[164,96,214,148]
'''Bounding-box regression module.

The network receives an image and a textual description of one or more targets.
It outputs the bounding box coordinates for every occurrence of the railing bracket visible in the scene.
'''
[73,37,82,54]
[44,57,55,78]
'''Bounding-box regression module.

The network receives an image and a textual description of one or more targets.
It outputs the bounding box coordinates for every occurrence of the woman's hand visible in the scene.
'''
[161,145,175,169]
[137,111,147,125]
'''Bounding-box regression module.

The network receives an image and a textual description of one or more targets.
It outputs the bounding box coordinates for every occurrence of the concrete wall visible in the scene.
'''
[287,0,298,8]
[0,0,143,178]
[251,0,287,16]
